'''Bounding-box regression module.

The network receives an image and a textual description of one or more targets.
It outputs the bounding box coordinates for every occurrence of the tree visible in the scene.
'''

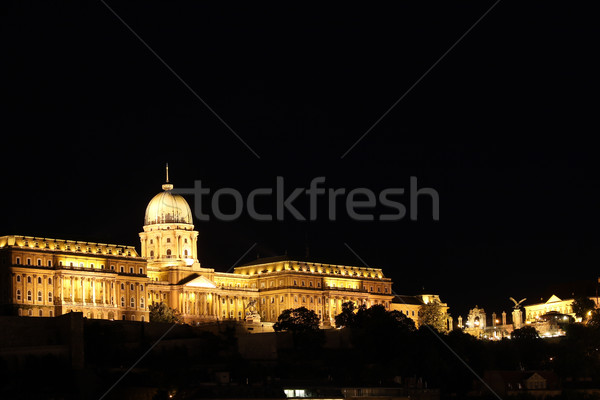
[418,300,448,332]
[571,296,596,322]
[334,301,357,328]
[273,307,320,333]
[149,302,181,323]
[511,325,540,340]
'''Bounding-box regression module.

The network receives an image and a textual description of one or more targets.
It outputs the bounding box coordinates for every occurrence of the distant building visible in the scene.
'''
[391,294,450,331]
[479,370,560,398]
[524,294,599,324]
[1,171,397,325]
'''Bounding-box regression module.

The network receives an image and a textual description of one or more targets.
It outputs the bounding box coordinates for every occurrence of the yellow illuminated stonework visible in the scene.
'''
[1,175,398,326]
[0,235,148,321]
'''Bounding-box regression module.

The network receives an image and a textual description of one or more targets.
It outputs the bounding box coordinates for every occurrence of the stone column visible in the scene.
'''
[91,278,96,304]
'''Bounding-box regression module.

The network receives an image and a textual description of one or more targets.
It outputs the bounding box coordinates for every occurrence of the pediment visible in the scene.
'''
[184,275,217,288]
[546,294,562,304]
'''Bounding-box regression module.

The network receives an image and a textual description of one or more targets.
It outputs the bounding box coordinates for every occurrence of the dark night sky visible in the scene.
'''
[1,2,599,318]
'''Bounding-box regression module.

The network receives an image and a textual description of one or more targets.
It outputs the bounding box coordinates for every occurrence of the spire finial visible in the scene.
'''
[162,163,173,191]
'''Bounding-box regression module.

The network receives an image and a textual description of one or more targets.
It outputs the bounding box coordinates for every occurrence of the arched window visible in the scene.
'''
[27,290,32,301]
[27,276,32,283]
[16,257,21,264]
[47,260,52,267]
[120,283,125,290]
[140,284,144,292]
[166,249,172,257]
[150,250,154,258]
[39,309,43,317]
[130,297,135,308]
[16,289,21,301]
[18,308,23,316]
[48,292,53,302]
[130,284,134,291]
[37,259,42,266]
[37,277,42,284]
[37,291,42,302]
[184,249,189,257]
[48,277,52,285]
[139,267,144,274]
[121,297,125,307]
[16,275,21,282]
[141,315,145,322]
[79,262,84,268]
[129,267,134,274]
[28,309,33,316]
[140,297,145,308]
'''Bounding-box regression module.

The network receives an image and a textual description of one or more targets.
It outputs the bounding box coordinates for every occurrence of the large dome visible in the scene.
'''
[144,184,193,225]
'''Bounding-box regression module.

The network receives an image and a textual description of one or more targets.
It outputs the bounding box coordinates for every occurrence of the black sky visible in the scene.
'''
[1,2,599,318]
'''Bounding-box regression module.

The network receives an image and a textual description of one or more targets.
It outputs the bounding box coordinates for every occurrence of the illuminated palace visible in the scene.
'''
[0,176,397,325]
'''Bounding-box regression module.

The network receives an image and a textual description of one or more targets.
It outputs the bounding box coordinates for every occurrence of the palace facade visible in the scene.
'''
[1,176,397,325]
